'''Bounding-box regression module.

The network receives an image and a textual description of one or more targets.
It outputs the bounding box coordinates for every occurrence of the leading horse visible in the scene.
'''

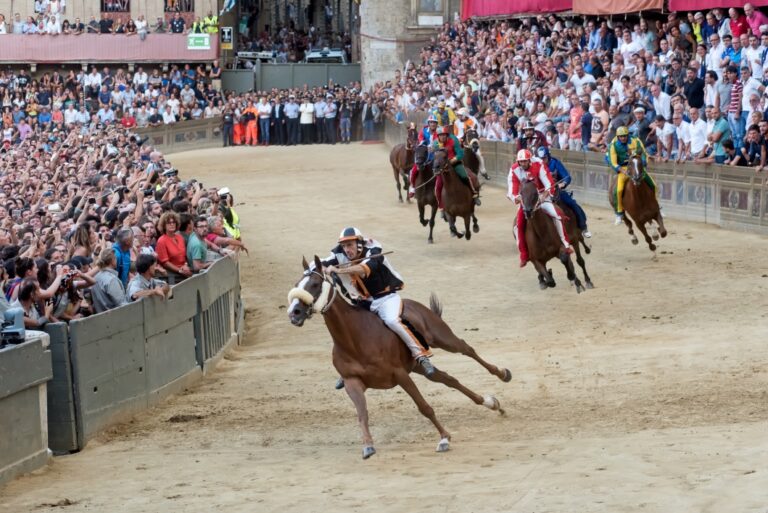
[288,256,512,459]
[432,148,480,240]
[388,124,418,203]
[413,144,438,243]
[608,153,668,252]
[520,180,592,292]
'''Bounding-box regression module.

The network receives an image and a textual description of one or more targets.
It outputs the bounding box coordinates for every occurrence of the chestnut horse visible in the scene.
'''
[288,256,512,459]
[413,144,438,243]
[432,148,480,240]
[462,128,490,180]
[388,124,418,203]
[608,153,668,251]
[520,180,590,293]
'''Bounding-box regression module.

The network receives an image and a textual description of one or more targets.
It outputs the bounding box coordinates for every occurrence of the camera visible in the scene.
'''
[142,188,154,195]
[162,168,178,177]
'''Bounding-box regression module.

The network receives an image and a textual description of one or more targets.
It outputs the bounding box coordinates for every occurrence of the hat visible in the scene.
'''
[47,203,62,213]
[633,106,646,113]
[217,187,230,196]
[326,93,333,98]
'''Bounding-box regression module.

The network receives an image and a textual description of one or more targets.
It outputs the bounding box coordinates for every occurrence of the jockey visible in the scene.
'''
[322,227,435,388]
[430,101,457,127]
[432,125,481,211]
[606,126,657,225]
[408,116,439,198]
[517,122,548,153]
[536,146,592,238]
[508,149,572,268]
[453,107,478,141]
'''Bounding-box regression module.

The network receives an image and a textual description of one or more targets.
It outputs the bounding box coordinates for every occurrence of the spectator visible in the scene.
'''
[651,114,676,161]
[155,212,191,284]
[688,107,708,159]
[12,279,54,328]
[112,228,133,287]
[91,248,128,314]
[184,215,212,272]
[135,14,148,40]
[126,253,170,301]
[673,112,692,162]
[170,12,185,33]
[588,98,608,152]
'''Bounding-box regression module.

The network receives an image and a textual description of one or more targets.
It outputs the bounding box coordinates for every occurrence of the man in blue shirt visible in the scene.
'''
[537,147,591,238]
[112,228,134,287]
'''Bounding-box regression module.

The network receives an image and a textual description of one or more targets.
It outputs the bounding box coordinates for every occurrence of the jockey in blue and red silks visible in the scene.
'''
[508,149,572,268]
[408,116,439,198]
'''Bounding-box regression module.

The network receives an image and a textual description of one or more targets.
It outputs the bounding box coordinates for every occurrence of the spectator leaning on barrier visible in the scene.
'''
[91,248,128,314]
[127,253,170,301]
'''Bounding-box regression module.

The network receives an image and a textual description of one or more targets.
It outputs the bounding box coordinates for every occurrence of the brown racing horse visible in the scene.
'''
[288,256,512,459]
[413,144,439,243]
[462,128,490,180]
[388,124,418,203]
[608,152,668,251]
[432,148,479,240]
[520,179,589,293]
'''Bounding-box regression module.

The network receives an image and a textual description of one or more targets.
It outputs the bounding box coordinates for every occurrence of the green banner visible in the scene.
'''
[187,34,211,50]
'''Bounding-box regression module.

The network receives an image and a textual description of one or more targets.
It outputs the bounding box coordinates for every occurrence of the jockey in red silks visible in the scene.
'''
[408,116,439,198]
[508,149,572,268]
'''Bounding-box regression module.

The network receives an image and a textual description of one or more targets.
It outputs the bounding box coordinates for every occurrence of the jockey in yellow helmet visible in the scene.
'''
[606,126,657,225]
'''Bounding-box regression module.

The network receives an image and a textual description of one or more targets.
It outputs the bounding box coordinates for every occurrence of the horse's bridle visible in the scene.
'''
[289,270,337,319]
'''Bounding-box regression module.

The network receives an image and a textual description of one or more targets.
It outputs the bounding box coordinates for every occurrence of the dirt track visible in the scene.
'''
[2,143,768,513]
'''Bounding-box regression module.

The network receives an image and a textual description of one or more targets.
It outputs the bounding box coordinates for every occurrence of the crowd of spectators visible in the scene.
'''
[236,26,353,64]
[0,8,218,36]
[379,5,768,170]
[0,84,246,329]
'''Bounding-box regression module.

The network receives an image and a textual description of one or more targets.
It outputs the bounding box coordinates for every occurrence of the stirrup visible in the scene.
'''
[564,245,574,255]
[335,378,345,390]
[614,214,624,225]
[582,229,592,238]
[417,356,435,377]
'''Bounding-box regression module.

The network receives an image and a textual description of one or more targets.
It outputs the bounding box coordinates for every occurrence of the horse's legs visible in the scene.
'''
[402,171,411,204]
[463,215,472,241]
[428,204,437,244]
[396,371,451,451]
[393,166,404,203]
[448,214,464,239]
[574,244,594,289]
[635,220,656,251]
[656,212,668,238]
[418,201,427,227]
[472,214,479,233]
[411,366,505,414]
[532,259,554,288]
[427,330,512,382]
[623,215,638,245]
[344,377,376,459]
[559,252,584,293]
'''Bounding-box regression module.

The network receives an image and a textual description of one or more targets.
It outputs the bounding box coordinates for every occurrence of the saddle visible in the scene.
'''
[350,294,430,350]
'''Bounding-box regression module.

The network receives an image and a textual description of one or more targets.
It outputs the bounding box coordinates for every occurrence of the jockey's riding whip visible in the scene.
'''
[338,251,394,267]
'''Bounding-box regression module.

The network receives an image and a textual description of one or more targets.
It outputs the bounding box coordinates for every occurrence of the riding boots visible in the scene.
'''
[417,355,436,377]
[335,377,345,390]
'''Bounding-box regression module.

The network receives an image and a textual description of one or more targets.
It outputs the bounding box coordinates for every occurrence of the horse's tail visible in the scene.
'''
[429,292,443,318]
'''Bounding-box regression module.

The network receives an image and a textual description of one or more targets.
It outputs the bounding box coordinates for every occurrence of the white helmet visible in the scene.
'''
[338,227,364,243]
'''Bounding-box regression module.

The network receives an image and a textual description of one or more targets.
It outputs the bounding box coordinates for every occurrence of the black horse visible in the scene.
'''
[413,144,439,243]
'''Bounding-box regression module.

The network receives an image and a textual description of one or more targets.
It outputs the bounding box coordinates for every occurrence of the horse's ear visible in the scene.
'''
[302,256,309,271]
[313,255,323,272]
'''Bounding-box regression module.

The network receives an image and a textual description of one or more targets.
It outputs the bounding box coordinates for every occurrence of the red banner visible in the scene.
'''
[669,0,768,9]
[461,0,572,19]
[572,0,661,14]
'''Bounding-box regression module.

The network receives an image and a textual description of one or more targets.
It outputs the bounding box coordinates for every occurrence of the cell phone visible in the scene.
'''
[88,197,96,204]
[99,233,103,240]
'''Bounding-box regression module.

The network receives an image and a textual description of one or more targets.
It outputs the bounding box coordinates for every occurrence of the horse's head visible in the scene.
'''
[414,144,430,171]
[406,124,418,149]
[628,151,645,184]
[288,256,334,327]
[520,178,540,220]
[465,129,480,152]
[432,148,449,176]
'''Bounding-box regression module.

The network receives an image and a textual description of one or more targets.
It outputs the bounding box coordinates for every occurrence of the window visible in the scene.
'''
[165,0,195,12]
[419,0,442,10]
[101,0,130,12]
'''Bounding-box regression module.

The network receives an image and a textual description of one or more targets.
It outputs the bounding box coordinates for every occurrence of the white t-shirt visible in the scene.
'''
[299,103,314,124]
[570,73,596,95]
[689,118,708,154]
[744,46,763,77]
[675,121,692,151]
[656,121,675,146]
[741,77,763,111]
[652,92,671,120]
[257,102,272,118]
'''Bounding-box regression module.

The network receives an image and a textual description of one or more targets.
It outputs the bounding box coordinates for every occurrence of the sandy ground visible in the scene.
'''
[2,143,768,513]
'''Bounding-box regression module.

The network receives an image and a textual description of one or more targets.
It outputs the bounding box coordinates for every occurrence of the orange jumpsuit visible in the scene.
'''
[243,107,259,145]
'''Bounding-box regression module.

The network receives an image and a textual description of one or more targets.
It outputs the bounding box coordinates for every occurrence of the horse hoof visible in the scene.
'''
[631,238,639,245]
[652,233,659,241]
[427,238,434,244]
[483,395,501,411]
[362,446,376,459]
[539,282,548,290]
[420,219,428,227]
[660,229,668,238]
[502,368,512,382]
[649,244,657,251]
[472,225,479,233]
[398,198,403,204]
[548,282,556,288]
[576,285,584,294]
[436,437,450,453]
[456,232,464,239]
[586,281,595,289]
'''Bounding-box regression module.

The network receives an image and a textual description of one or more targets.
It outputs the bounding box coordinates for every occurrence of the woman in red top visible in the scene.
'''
[155,212,192,283]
